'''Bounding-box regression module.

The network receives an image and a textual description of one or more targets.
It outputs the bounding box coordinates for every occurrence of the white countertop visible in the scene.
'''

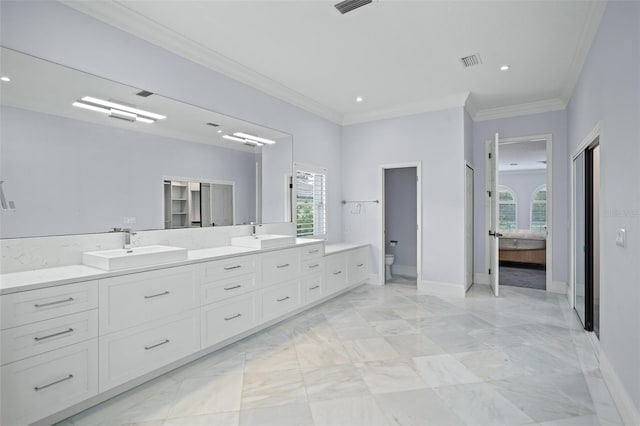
[0,238,326,295]
[324,242,370,255]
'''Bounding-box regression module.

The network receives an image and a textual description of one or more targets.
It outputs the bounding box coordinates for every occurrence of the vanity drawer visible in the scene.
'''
[325,254,348,294]
[1,339,98,426]
[200,255,258,281]
[348,247,370,285]
[99,265,198,334]
[201,274,257,305]
[99,309,200,391]
[301,243,324,260]
[261,280,301,322]
[202,294,258,348]
[302,273,324,304]
[261,248,301,286]
[1,281,98,330]
[301,258,324,276]
[1,310,98,366]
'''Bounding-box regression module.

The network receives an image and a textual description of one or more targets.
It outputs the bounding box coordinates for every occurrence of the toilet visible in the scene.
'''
[385,254,395,280]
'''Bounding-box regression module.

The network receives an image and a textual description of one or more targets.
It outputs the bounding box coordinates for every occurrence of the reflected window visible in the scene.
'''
[295,164,327,238]
[531,184,547,232]
[498,185,517,231]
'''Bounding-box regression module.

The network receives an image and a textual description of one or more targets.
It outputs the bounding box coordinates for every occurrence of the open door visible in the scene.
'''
[488,133,501,296]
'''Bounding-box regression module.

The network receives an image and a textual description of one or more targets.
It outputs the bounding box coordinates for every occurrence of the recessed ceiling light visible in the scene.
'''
[500,65,511,71]
[356,96,363,102]
[0,76,11,82]
[217,130,223,133]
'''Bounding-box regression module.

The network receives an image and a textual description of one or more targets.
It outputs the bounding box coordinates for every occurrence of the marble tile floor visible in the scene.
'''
[57,284,623,426]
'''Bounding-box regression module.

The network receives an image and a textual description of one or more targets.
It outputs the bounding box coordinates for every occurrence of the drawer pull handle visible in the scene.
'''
[224,265,242,270]
[224,285,242,291]
[357,263,364,267]
[145,339,170,350]
[34,374,74,391]
[34,297,74,308]
[277,263,290,269]
[144,291,170,299]
[277,296,290,302]
[224,313,242,321]
[308,249,320,254]
[333,271,343,275]
[34,328,74,341]
[309,285,320,290]
[309,264,320,269]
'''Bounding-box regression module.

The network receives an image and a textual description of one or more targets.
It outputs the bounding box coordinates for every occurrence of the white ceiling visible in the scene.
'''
[499,139,547,172]
[64,1,605,125]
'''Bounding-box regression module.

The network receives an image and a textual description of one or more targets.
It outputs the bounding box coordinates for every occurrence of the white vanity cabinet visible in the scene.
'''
[0,281,99,426]
[325,253,348,294]
[347,246,370,285]
[201,294,258,348]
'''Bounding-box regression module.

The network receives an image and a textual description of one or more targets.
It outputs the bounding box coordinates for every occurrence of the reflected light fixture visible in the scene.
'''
[233,132,275,145]
[0,76,11,82]
[500,65,511,71]
[72,96,165,124]
[223,134,263,146]
[356,96,363,102]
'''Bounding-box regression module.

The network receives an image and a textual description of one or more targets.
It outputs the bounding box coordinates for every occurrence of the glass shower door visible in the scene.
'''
[574,152,587,326]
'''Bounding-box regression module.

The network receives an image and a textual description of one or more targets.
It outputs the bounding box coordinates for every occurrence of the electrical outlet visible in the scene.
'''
[123,217,137,225]
[616,228,626,247]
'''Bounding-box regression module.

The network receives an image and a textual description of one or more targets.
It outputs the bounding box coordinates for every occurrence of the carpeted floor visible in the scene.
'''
[499,263,546,290]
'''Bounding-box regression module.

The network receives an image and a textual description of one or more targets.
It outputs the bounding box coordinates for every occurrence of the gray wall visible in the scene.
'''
[384,167,417,273]
[567,1,640,413]
[342,108,465,287]
[0,106,256,238]
[0,0,343,242]
[472,110,568,286]
[499,170,547,230]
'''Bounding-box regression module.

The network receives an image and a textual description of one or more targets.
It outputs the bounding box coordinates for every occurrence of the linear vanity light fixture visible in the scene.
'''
[223,134,264,146]
[72,96,165,124]
[233,132,276,145]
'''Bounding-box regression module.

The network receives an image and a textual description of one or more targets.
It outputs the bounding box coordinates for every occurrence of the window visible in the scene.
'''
[294,164,327,237]
[531,184,547,232]
[498,186,517,231]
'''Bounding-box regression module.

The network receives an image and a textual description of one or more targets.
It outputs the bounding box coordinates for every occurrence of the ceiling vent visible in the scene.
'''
[334,0,372,14]
[206,122,220,127]
[136,90,154,97]
[460,54,483,68]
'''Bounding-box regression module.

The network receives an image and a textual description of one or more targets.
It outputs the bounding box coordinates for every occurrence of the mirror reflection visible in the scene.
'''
[0,48,293,239]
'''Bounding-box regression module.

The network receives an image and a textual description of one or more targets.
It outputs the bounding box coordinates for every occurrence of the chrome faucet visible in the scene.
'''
[112,227,136,250]
[250,222,259,238]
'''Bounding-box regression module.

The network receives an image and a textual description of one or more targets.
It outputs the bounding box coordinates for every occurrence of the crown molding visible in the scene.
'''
[560,0,607,103]
[61,0,343,124]
[342,92,470,125]
[473,98,566,122]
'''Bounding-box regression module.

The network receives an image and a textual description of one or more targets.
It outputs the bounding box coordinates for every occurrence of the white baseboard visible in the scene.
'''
[392,264,417,277]
[474,273,489,285]
[418,280,465,297]
[367,273,381,285]
[599,350,640,425]
[547,280,567,294]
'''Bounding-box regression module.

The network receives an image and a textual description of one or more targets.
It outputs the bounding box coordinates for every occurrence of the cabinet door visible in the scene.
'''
[201,274,257,305]
[1,310,98,365]
[200,255,258,281]
[261,280,301,322]
[201,294,258,348]
[301,258,324,277]
[1,281,98,329]
[99,265,198,334]
[1,339,98,426]
[301,243,324,260]
[302,273,324,304]
[348,247,370,285]
[261,248,301,286]
[325,254,348,295]
[99,309,200,391]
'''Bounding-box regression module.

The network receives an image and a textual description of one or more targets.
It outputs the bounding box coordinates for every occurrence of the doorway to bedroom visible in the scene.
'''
[489,136,550,291]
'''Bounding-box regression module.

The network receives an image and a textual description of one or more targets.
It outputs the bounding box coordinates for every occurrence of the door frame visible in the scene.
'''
[570,122,602,309]
[484,133,553,292]
[378,162,422,286]
[465,162,475,292]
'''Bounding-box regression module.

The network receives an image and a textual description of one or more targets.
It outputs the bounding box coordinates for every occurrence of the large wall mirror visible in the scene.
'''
[0,47,293,239]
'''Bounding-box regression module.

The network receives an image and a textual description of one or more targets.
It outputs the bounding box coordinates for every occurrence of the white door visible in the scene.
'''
[465,165,474,291]
[211,184,233,226]
[489,133,501,296]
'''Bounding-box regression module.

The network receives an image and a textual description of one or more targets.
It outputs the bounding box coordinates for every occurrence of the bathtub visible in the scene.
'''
[499,230,546,265]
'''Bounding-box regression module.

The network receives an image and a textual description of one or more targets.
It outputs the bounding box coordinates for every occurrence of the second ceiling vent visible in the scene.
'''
[335,0,373,14]
[460,53,483,68]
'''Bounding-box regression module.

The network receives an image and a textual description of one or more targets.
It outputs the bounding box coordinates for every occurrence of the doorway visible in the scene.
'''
[486,134,553,296]
[378,162,422,286]
[573,137,600,337]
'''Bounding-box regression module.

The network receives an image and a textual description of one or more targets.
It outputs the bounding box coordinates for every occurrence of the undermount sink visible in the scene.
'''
[82,245,188,271]
[231,234,296,249]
